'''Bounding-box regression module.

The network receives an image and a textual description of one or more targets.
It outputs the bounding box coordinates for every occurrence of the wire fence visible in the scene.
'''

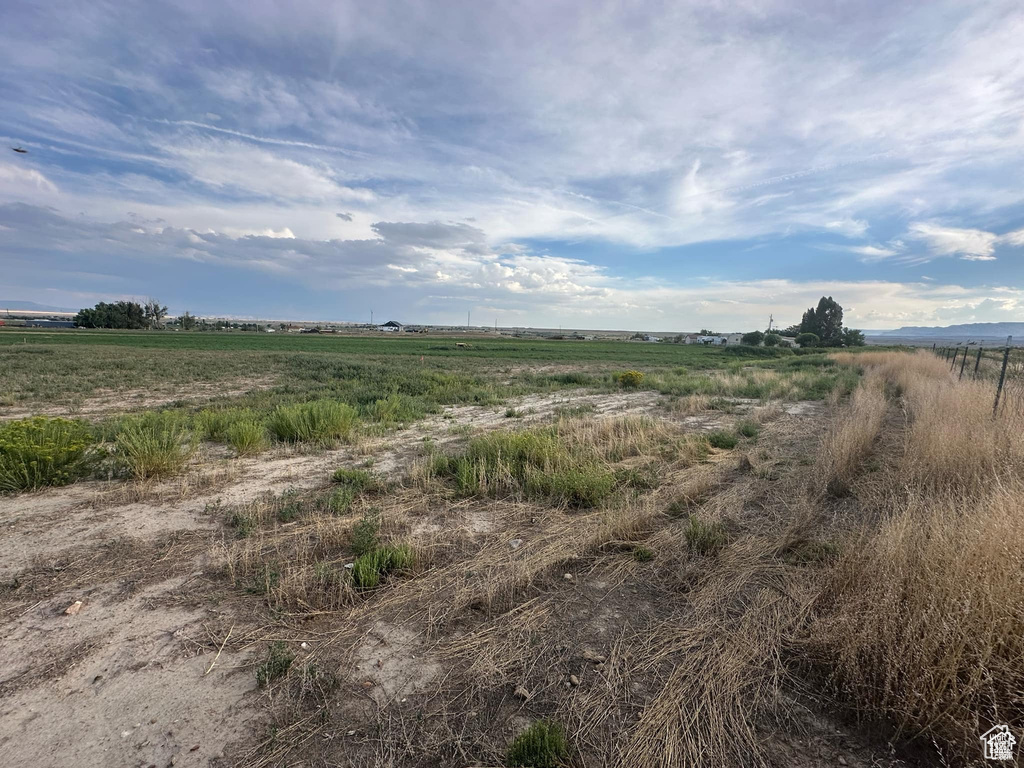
[933,338,1023,417]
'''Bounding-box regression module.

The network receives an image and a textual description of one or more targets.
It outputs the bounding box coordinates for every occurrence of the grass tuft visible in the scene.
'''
[256,641,295,687]
[684,514,728,555]
[114,411,196,479]
[506,720,568,768]
[266,400,358,444]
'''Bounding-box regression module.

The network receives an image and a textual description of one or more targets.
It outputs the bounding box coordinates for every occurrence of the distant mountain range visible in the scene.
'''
[0,300,78,313]
[867,322,1024,338]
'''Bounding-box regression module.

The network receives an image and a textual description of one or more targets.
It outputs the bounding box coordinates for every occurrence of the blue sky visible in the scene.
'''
[2,0,1024,330]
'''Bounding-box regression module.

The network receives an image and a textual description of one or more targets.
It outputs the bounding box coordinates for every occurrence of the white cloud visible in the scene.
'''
[907,222,1000,260]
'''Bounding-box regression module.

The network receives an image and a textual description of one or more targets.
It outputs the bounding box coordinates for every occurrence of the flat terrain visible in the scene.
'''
[1,332,1019,767]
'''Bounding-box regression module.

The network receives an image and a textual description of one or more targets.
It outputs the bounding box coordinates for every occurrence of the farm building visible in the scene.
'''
[378,320,404,332]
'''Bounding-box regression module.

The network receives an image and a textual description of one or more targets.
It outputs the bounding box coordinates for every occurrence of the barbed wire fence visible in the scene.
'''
[933,337,1022,417]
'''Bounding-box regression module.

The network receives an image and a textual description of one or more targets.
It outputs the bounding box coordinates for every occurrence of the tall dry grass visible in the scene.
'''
[808,350,1024,760]
[815,376,887,496]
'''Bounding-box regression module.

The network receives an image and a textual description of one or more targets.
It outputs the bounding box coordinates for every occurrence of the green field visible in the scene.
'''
[0,328,851,417]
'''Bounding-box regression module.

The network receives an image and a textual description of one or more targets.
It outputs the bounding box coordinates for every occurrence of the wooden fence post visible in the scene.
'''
[974,346,983,378]
[950,345,959,372]
[959,346,969,379]
[994,336,1013,417]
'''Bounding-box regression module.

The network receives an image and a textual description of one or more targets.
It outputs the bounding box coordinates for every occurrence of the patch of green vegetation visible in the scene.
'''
[633,545,655,562]
[684,514,729,555]
[325,487,355,515]
[506,720,569,768]
[256,641,295,687]
[331,467,379,491]
[0,416,98,493]
[706,431,739,450]
[615,369,645,388]
[737,420,760,439]
[226,419,270,456]
[114,410,196,479]
[505,407,525,418]
[276,489,305,522]
[615,464,661,491]
[196,407,258,442]
[351,509,381,557]
[351,543,413,590]
[554,402,596,419]
[430,427,617,508]
[229,509,258,538]
[266,400,358,444]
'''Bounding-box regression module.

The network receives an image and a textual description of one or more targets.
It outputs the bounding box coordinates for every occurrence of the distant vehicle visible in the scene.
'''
[11,146,28,154]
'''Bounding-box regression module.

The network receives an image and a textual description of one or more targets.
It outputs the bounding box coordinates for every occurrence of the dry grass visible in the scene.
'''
[805,350,1024,761]
[814,377,887,496]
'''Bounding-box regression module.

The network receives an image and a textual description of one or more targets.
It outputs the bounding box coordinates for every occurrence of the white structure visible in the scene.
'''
[378,320,404,332]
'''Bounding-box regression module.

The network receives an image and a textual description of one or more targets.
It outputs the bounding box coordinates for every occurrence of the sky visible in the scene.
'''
[1,0,1024,331]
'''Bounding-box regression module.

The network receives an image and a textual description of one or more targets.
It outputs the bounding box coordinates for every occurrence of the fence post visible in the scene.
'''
[932,342,936,352]
[994,336,1013,416]
[959,346,969,379]
[950,345,959,372]
[974,346,983,378]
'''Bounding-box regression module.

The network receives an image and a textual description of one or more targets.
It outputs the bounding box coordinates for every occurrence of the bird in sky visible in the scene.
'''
[11,146,28,153]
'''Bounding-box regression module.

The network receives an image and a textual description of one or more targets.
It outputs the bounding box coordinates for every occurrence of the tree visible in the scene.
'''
[180,311,197,330]
[144,298,168,329]
[780,324,801,337]
[796,332,819,347]
[741,330,764,346]
[74,301,148,329]
[842,327,866,347]
[699,328,718,335]
[763,333,781,347]
[799,296,845,346]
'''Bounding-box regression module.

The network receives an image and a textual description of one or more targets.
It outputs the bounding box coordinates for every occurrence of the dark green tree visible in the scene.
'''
[800,296,845,346]
[796,332,820,347]
[74,301,148,329]
[180,311,197,330]
[763,333,781,347]
[741,330,764,345]
[842,327,866,347]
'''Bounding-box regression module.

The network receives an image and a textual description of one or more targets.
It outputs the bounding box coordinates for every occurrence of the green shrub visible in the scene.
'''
[796,332,820,347]
[115,411,196,479]
[351,543,412,590]
[325,486,356,515]
[706,431,738,450]
[331,467,378,491]
[266,400,358,444]
[737,420,760,439]
[276,489,304,522]
[351,509,381,556]
[506,720,569,768]
[741,330,764,346]
[226,420,269,456]
[763,333,781,347]
[196,407,257,442]
[505,407,524,418]
[616,370,645,388]
[256,641,294,687]
[366,393,422,424]
[0,416,98,493]
[684,514,729,555]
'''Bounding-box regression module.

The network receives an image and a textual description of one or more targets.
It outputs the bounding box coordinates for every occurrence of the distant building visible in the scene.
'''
[25,319,75,328]
[378,320,404,332]
[697,335,728,345]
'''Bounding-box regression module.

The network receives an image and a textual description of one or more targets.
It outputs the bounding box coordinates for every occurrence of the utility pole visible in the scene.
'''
[768,314,774,332]
[370,309,374,326]
[467,310,471,329]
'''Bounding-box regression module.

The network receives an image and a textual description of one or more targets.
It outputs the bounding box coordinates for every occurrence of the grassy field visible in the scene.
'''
[4,332,1013,767]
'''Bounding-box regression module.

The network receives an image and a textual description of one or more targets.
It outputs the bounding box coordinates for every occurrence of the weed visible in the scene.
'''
[505,407,524,418]
[634,546,655,562]
[256,641,295,687]
[331,467,379,491]
[114,411,196,479]
[780,538,839,565]
[230,509,257,538]
[684,514,728,555]
[737,420,760,439]
[226,419,269,456]
[616,370,645,388]
[615,464,661,491]
[706,431,738,450]
[326,486,356,515]
[351,543,412,590]
[506,720,568,768]
[0,416,98,493]
[351,509,381,556]
[266,400,358,444]
[196,407,257,442]
[276,489,304,522]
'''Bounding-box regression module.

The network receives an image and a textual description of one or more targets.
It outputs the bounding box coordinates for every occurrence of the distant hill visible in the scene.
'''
[867,322,1024,338]
[0,300,78,313]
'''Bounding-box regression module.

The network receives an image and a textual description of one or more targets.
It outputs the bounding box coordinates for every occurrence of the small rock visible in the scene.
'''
[563,573,574,582]
[837,757,847,766]
[300,642,309,649]
[121,730,131,739]
[190,745,200,752]
[64,600,83,616]
[344,563,354,570]
[361,680,374,688]
[346,730,356,736]
[581,649,606,664]
[509,538,523,550]
[569,674,580,686]
[513,686,531,701]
